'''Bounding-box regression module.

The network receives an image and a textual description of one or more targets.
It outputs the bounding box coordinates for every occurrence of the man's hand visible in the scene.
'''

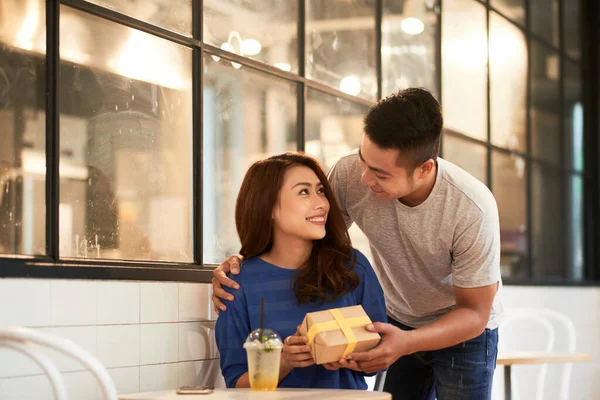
[347,322,411,374]
[281,328,315,369]
[211,255,242,314]
[323,358,362,372]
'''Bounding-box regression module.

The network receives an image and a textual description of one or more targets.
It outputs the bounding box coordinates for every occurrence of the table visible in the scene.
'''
[120,388,391,400]
[496,352,590,400]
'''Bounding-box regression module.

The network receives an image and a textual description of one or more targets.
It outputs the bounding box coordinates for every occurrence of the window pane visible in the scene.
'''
[442,0,487,141]
[563,0,580,59]
[382,0,438,98]
[531,0,559,47]
[441,134,487,185]
[85,0,192,36]
[531,42,560,164]
[492,151,528,279]
[305,89,370,259]
[59,7,193,262]
[305,89,369,172]
[0,0,46,255]
[306,0,376,100]
[531,163,564,278]
[564,62,583,171]
[567,174,584,280]
[203,1,298,73]
[203,54,297,265]
[490,0,525,25]
[490,12,527,153]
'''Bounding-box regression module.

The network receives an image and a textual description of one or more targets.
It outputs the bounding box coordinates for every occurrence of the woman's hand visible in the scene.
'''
[323,358,363,372]
[281,329,315,369]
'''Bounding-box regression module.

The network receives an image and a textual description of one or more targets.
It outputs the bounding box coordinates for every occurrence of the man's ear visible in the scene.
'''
[418,159,435,179]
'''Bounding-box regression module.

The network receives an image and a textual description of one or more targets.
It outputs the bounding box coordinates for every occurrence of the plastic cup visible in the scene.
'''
[243,328,283,390]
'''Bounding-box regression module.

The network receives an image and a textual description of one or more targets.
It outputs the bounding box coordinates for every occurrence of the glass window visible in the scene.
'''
[564,62,583,171]
[567,174,584,280]
[441,0,487,141]
[490,0,525,25]
[490,12,527,153]
[85,0,192,36]
[563,0,580,60]
[531,41,560,164]
[0,0,46,255]
[304,89,370,259]
[530,0,559,47]
[305,89,369,172]
[531,163,564,278]
[441,134,487,185]
[492,150,528,279]
[203,54,298,265]
[203,1,298,73]
[382,0,438,98]
[306,0,377,100]
[59,7,193,262]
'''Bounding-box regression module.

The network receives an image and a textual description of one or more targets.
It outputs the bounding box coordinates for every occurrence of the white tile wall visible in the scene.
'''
[139,363,178,392]
[0,279,218,399]
[97,324,140,368]
[140,282,179,323]
[50,280,98,326]
[140,323,179,365]
[98,281,140,325]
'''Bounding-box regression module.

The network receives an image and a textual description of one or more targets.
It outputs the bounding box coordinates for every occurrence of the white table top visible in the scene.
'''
[120,388,391,400]
[497,351,590,366]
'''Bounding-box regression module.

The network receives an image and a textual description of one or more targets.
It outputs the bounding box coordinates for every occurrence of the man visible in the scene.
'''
[211,88,501,400]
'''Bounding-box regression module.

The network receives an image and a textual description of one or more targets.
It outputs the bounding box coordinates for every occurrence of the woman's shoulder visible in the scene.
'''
[349,248,374,274]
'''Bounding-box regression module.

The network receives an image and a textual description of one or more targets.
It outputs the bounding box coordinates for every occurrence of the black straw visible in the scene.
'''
[259,297,264,342]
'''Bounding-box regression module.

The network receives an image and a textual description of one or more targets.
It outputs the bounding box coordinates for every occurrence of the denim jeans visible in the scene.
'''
[383,317,499,400]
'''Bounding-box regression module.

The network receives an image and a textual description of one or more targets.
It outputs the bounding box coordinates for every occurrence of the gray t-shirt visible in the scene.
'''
[328,151,502,329]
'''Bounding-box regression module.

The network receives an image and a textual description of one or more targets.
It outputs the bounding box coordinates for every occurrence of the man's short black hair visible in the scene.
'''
[363,88,443,170]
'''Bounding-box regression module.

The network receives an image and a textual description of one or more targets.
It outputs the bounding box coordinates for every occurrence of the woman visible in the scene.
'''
[215,152,386,390]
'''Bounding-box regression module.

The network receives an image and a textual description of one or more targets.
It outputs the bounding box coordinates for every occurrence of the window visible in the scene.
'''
[1,0,597,285]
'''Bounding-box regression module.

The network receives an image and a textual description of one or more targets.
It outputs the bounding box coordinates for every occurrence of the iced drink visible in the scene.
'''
[243,328,283,391]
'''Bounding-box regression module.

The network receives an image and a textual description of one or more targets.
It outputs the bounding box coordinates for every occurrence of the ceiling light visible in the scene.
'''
[401,18,425,35]
[340,75,361,96]
[242,39,261,56]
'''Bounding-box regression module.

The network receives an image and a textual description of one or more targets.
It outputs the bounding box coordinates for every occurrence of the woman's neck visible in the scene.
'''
[262,235,313,270]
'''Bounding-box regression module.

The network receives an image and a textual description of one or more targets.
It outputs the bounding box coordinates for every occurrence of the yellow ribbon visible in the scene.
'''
[305,309,371,358]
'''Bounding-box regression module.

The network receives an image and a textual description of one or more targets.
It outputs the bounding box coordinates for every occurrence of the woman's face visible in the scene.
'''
[272,165,330,241]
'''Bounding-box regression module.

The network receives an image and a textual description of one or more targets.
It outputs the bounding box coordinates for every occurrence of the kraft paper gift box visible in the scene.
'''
[298,305,381,365]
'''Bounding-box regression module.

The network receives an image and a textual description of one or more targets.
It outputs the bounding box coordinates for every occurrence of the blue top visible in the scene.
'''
[215,249,387,390]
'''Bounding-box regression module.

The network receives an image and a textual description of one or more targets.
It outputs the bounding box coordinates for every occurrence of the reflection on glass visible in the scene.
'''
[492,151,527,278]
[85,0,192,36]
[203,54,297,264]
[563,0,581,59]
[59,7,193,262]
[305,89,369,172]
[0,0,46,255]
[203,1,298,72]
[568,174,583,280]
[382,0,438,98]
[490,12,527,152]
[531,0,559,47]
[531,163,564,278]
[442,0,487,141]
[305,88,370,258]
[490,0,525,25]
[531,42,560,163]
[564,62,583,171]
[306,0,376,100]
[441,134,487,185]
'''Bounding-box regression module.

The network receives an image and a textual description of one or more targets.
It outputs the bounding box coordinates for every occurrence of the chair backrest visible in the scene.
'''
[498,308,576,400]
[0,326,119,400]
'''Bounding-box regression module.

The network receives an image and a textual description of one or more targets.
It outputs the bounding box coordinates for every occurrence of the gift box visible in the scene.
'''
[298,305,380,365]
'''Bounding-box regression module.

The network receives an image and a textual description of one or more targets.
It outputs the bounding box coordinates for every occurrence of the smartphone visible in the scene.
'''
[176,385,214,395]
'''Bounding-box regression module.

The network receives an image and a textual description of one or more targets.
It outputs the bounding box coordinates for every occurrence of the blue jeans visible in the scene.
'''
[383,317,498,400]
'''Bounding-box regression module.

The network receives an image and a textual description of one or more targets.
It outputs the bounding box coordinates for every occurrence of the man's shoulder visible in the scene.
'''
[438,158,497,215]
[329,150,360,176]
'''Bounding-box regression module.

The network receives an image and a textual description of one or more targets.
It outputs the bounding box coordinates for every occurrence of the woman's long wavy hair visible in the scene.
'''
[235,152,359,304]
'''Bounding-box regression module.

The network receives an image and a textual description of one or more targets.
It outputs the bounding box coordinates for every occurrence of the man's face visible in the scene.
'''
[358,134,419,201]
